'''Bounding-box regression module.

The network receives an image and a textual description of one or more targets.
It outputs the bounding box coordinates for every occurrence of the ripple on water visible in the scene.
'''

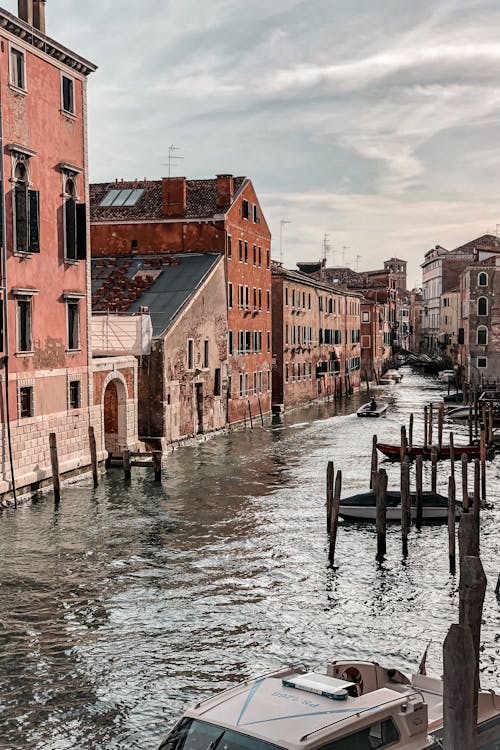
[0,368,499,749]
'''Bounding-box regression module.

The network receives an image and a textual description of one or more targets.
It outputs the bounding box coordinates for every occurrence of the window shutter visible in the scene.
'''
[76,203,87,259]
[28,190,40,253]
[65,197,77,259]
[15,185,28,253]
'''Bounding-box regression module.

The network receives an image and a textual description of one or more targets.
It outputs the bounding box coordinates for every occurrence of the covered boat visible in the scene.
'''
[156,661,500,750]
[339,490,450,521]
[379,369,402,384]
[356,402,388,418]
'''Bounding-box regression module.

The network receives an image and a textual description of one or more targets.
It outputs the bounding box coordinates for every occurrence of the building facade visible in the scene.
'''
[90,175,272,425]
[272,266,361,409]
[459,260,500,384]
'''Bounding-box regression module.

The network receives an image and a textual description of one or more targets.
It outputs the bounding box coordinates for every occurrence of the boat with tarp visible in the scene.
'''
[339,490,450,521]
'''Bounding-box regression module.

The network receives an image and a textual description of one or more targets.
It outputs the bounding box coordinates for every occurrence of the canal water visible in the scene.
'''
[0,369,499,750]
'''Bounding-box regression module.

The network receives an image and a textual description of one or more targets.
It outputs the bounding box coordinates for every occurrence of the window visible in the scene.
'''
[228,283,233,308]
[228,330,234,355]
[285,287,289,306]
[244,242,248,263]
[227,234,232,259]
[238,285,244,308]
[267,291,270,311]
[253,245,257,265]
[67,301,80,350]
[214,369,221,397]
[362,311,370,323]
[477,327,488,346]
[252,204,259,223]
[13,163,40,254]
[266,249,270,269]
[362,335,371,349]
[19,386,33,418]
[203,340,209,368]
[258,289,262,309]
[239,240,243,262]
[239,373,244,397]
[187,339,194,370]
[478,272,488,287]
[242,199,250,219]
[253,288,257,308]
[258,246,262,266]
[61,75,75,115]
[69,380,81,410]
[17,298,32,352]
[478,297,488,316]
[477,357,487,369]
[267,331,271,351]
[10,47,25,90]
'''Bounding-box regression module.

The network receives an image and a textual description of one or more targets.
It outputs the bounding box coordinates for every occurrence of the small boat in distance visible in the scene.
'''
[377,442,492,461]
[379,368,402,384]
[339,489,451,521]
[357,402,388,418]
[156,661,500,750]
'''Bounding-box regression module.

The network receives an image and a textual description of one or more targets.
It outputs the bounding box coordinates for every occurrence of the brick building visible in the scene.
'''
[90,175,272,424]
[459,259,500,384]
[271,265,361,409]
[92,254,228,447]
[360,300,390,381]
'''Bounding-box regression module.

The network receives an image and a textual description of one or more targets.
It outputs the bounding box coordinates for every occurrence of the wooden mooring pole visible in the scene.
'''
[247,400,254,430]
[449,432,455,480]
[123,449,131,481]
[89,425,98,489]
[49,432,61,503]
[443,624,476,750]
[459,512,480,560]
[459,556,487,713]
[326,461,334,533]
[370,435,378,489]
[428,403,434,446]
[461,453,469,512]
[153,452,162,483]
[431,446,438,493]
[415,455,423,531]
[328,470,342,566]
[376,468,387,562]
[480,422,487,503]
[448,475,456,575]
[438,403,444,450]
[401,460,410,558]
[409,413,414,451]
[258,398,264,428]
[424,406,428,450]
[400,425,407,464]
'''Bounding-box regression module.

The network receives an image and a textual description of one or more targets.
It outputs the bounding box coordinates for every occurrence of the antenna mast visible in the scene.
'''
[162,145,184,177]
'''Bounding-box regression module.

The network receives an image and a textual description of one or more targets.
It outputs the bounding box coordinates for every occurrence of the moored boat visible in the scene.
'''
[339,490,451,521]
[380,368,402,384]
[156,661,500,750]
[376,442,492,461]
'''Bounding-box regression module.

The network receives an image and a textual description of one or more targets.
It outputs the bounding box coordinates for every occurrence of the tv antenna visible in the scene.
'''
[321,234,331,265]
[342,246,350,266]
[162,145,184,177]
[280,219,291,264]
[355,253,362,271]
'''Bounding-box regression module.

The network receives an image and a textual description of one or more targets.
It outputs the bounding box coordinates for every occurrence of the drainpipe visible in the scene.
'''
[0,96,18,508]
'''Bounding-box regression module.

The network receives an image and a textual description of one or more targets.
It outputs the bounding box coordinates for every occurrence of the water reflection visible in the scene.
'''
[0,368,499,749]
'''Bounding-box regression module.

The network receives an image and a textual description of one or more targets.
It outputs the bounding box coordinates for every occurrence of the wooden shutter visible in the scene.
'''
[65,197,77,259]
[76,203,87,259]
[28,190,40,253]
[15,184,28,253]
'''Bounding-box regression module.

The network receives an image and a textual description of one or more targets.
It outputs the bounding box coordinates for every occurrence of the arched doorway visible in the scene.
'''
[103,377,128,456]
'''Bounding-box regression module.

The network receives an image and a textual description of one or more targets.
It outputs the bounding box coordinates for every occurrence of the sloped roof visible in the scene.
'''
[91,253,221,337]
[272,263,362,297]
[450,234,499,256]
[90,177,246,222]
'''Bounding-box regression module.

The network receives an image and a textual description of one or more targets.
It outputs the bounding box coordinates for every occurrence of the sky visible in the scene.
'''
[6,0,500,284]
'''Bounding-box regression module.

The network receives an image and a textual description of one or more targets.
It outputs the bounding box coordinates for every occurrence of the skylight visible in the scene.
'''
[99,188,145,208]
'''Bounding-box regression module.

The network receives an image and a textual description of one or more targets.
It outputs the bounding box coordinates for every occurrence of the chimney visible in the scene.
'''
[18,0,33,25]
[33,0,46,33]
[216,174,234,210]
[162,177,186,217]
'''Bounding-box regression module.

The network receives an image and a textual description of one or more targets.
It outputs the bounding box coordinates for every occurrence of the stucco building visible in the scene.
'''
[459,259,500,384]
[271,265,361,409]
[90,175,272,425]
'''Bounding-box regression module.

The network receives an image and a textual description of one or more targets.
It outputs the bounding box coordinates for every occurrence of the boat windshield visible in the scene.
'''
[158,719,284,750]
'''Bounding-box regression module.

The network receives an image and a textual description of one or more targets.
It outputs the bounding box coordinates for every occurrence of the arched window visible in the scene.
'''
[62,172,86,261]
[13,161,39,254]
[477,297,488,316]
[478,272,488,287]
[477,326,488,346]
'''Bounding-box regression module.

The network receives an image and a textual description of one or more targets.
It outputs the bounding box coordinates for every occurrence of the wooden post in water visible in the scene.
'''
[448,475,456,575]
[328,470,342,566]
[370,435,378,490]
[459,512,480,560]
[443,624,476,750]
[401,460,410,558]
[153,452,162,483]
[488,403,494,445]
[400,425,407,464]
[326,461,334,533]
[479,423,487,503]
[88,425,99,488]
[462,454,469,512]
[247,400,254,430]
[409,413,414,451]
[473,459,481,529]
[123,449,131,481]
[431,446,438,493]
[415,456,423,530]
[468,404,473,445]
[428,403,434,446]
[438,403,444,450]
[459,555,487,713]
[424,406,429,450]
[376,469,387,562]
[449,432,455,480]
[258,398,264,428]
[49,432,61,503]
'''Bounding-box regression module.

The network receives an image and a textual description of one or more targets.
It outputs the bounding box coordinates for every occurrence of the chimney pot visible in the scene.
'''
[216,174,234,210]
[33,0,46,33]
[162,177,187,217]
[18,0,33,25]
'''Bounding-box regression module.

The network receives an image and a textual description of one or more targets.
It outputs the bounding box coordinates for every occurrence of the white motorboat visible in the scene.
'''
[438,369,456,383]
[156,661,500,750]
[379,369,402,384]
